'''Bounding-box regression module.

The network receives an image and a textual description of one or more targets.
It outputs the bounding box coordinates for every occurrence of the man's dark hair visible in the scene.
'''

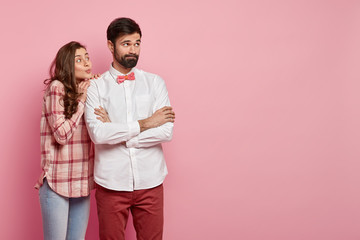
[107,17,142,44]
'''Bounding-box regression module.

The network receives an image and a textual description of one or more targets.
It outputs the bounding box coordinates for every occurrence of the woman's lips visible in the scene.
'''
[86,69,91,74]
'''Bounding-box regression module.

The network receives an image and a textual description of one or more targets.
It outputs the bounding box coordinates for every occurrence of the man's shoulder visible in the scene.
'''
[135,68,163,81]
[89,71,111,88]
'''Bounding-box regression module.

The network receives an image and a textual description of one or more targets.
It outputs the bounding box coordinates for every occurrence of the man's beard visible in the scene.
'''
[114,50,139,69]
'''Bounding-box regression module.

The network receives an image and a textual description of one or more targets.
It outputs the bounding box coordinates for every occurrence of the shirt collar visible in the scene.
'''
[109,64,136,77]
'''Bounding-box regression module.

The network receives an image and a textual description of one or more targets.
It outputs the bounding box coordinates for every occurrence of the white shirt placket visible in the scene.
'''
[124,80,138,190]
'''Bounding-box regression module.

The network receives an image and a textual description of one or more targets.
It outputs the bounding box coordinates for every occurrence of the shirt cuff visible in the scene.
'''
[77,100,85,109]
[126,136,139,148]
[128,121,140,139]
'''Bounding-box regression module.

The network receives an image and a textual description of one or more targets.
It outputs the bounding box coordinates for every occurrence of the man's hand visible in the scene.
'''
[94,106,111,123]
[138,106,175,132]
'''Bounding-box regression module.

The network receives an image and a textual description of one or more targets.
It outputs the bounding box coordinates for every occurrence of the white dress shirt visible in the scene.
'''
[84,66,173,191]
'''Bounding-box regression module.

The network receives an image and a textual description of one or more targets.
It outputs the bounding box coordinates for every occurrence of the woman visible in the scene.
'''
[35,41,108,240]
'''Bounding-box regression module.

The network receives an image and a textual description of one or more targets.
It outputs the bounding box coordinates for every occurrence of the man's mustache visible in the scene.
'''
[124,54,138,58]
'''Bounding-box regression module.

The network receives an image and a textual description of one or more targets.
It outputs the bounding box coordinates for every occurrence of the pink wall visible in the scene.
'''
[1,0,359,239]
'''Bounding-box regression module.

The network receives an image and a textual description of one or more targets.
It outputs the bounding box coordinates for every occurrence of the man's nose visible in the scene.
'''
[129,45,135,54]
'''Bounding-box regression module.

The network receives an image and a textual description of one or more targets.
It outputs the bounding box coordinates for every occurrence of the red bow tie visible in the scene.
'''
[117,72,135,84]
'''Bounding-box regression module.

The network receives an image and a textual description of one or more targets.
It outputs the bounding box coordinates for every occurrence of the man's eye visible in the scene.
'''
[135,43,140,47]
[123,43,128,46]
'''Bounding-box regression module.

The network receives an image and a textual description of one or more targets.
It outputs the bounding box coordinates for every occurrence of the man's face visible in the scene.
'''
[111,33,141,69]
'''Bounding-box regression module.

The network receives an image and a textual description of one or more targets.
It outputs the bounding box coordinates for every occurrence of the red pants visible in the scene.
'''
[95,184,164,240]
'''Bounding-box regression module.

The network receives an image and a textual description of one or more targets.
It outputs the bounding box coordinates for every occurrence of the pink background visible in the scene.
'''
[1,0,359,239]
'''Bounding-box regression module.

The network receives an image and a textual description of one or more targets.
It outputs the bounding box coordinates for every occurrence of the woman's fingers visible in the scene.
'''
[88,73,101,80]
[78,81,90,93]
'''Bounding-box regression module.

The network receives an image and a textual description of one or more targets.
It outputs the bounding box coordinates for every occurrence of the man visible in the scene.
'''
[84,17,175,239]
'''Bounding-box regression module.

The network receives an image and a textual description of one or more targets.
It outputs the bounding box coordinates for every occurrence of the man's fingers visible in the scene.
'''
[163,110,175,116]
[160,106,172,111]
[162,108,174,113]
[99,106,107,113]
[94,110,105,116]
[94,107,107,115]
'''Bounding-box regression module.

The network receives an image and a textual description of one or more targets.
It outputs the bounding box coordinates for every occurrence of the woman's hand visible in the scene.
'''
[77,80,90,103]
[87,73,101,80]
[94,106,111,122]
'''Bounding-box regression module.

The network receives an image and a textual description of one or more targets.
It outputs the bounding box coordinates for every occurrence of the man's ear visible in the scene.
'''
[107,40,114,54]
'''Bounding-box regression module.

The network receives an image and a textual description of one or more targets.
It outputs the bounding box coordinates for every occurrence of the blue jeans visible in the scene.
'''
[39,179,90,240]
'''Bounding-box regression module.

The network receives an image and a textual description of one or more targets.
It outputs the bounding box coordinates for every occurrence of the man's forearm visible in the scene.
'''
[126,122,173,148]
[138,106,175,133]
[138,118,154,133]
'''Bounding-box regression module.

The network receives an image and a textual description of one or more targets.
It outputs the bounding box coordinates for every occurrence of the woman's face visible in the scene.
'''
[74,48,92,81]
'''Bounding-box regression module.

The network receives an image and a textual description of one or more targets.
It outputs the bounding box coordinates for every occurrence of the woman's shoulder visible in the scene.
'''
[45,80,65,95]
[47,80,65,90]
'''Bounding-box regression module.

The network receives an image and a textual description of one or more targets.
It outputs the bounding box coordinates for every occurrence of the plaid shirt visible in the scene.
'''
[35,80,94,197]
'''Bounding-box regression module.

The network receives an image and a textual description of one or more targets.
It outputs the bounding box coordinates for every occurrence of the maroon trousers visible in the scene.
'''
[95,184,164,240]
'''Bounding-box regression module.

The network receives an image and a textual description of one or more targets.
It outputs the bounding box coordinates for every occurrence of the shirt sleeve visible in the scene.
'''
[84,80,140,145]
[45,84,84,145]
[126,75,174,148]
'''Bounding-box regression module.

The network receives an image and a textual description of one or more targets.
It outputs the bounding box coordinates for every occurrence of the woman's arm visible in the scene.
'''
[45,81,89,145]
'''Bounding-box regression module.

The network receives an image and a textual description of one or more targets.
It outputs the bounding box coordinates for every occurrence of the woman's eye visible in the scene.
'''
[76,59,81,63]
[86,57,90,61]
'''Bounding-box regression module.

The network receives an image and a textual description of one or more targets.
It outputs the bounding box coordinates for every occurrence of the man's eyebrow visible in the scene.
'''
[121,39,141,43]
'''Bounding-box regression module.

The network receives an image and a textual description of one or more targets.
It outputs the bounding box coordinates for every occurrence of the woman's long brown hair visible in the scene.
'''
[44,41,86,119]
